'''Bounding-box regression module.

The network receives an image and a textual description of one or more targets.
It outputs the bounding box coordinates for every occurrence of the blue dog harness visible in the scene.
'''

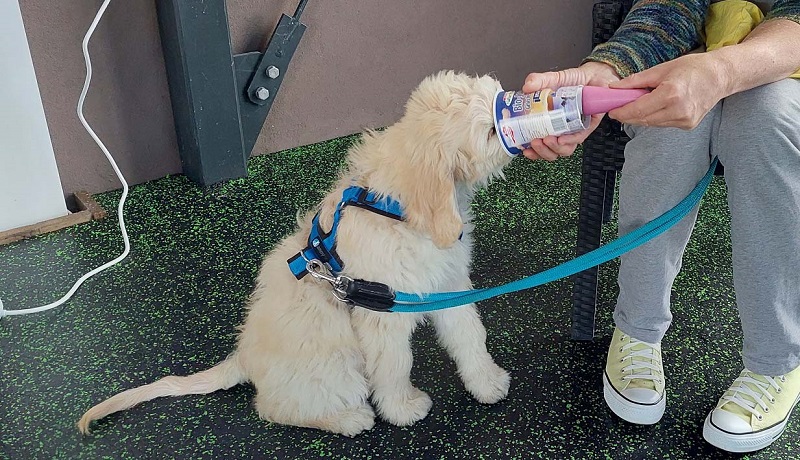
[287,186,404,280]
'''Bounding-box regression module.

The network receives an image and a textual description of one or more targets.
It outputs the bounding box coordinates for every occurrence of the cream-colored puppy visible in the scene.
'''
[79,70,513,437]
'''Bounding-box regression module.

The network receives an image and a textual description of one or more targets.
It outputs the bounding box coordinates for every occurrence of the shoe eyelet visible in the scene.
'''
[771,398,776,403]
[764,407,770,413]
[781,376,786,382]
[777,388,783,393]
[619,347,624,352]
[620,358,624,363]
[757,415,763,421]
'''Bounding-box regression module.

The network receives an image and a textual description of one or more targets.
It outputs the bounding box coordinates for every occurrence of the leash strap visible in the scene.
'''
[390,157,719,313]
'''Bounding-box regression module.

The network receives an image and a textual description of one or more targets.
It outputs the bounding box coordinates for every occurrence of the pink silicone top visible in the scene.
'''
[581,86,650,115]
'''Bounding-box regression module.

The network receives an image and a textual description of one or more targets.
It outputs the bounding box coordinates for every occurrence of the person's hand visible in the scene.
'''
[521,61,620,161]
[607,53,730,129]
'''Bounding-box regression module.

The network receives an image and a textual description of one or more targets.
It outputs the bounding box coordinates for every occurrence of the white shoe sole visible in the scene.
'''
[603,372,666,425]
[702,394,800,453]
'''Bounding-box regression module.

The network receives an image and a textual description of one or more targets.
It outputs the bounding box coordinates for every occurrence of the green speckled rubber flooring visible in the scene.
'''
[1,136,796,459]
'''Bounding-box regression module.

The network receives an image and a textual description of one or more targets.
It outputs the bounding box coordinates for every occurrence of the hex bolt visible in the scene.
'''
[266,66,280,79]
[255,87,270,100]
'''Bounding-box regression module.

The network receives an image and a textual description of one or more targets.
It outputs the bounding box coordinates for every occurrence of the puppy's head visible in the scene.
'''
[403,70,510,185]
[393,71,511,248]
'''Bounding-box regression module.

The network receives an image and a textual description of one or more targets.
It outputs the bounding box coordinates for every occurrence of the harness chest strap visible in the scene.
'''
[287,186,404,279]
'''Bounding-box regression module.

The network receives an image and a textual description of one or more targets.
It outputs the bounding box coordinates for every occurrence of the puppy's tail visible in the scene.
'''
[78,354,244,434]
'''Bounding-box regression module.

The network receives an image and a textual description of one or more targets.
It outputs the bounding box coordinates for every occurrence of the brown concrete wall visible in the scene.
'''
[21,0,595,196]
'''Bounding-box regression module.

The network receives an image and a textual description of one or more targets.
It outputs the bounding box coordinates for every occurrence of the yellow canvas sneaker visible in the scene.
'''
[603,327,666,424]
[703,365,800,453]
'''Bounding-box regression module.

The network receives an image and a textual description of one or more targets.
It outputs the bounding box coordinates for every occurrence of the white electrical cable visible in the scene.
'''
[0,0,129,319]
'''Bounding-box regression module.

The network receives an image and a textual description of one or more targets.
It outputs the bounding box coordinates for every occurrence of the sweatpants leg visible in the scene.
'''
[714,79,800,376]
[614,106,721,344]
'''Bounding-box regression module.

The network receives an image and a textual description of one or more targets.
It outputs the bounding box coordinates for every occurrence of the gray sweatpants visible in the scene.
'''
[615,78,800,376]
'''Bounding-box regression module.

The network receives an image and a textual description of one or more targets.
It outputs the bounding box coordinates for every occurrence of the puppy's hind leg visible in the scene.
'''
[251,351,375,437]
[430,304,510,404]
[256,392,375,437]
[304,404,376,437]
[352,310,431,426]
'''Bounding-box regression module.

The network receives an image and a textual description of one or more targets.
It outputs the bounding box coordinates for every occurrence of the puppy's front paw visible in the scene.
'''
[375,387,432,426]
[464,362,510,404]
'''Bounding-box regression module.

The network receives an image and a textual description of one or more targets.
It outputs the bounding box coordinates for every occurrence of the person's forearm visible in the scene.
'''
[711,18,800,97]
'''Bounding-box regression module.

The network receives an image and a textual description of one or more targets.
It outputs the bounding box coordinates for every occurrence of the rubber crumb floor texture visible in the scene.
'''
[1,135,796,460]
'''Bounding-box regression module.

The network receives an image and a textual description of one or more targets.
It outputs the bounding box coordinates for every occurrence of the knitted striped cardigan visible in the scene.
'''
[584,0,800,77]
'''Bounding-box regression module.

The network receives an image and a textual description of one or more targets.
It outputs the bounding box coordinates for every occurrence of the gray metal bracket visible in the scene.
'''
[235,1,306,157]
[156,0,307,186]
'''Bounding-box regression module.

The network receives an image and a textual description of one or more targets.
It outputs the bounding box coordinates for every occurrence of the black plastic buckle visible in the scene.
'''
[340,278,395,312]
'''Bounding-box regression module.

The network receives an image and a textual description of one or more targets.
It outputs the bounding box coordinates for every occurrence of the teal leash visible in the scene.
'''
[389,157,719,313]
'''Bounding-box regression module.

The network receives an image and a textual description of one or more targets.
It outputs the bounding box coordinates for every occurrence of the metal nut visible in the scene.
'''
[255,87,270,100]
[266,66,280,79]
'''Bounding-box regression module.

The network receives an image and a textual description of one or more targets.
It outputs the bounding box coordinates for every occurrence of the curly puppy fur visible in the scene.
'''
[79,71,513,437]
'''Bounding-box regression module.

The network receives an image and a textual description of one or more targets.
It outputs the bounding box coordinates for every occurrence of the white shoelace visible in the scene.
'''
[619,335,663,384]
[721,372,785,420]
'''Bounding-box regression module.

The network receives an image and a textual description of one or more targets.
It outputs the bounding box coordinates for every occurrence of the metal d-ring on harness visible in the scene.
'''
[293,157,719,314]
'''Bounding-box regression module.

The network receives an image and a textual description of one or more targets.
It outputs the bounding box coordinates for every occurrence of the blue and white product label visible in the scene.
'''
[493,87,591,157]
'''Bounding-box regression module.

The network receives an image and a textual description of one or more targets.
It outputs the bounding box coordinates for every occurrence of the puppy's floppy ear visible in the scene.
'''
[396,118,463,249]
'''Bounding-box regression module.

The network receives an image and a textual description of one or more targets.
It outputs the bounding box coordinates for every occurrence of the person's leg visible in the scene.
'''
[715,78,800,376]
[614,108,720,343]
[703,78,800,453]
[605,107,721,425]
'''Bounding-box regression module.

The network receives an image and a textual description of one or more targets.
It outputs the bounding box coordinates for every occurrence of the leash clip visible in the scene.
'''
[306,259,349,299]
[305,259,395,312]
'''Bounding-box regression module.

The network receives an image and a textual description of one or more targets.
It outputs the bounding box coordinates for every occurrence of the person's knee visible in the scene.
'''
[723,79,797,120]
[718,80,800,172]
[619,122,714,222]
[625,124,708,158]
